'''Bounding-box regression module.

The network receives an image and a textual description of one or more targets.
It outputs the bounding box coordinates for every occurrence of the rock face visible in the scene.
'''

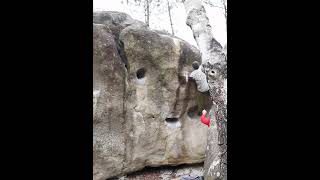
[93,11,212,180]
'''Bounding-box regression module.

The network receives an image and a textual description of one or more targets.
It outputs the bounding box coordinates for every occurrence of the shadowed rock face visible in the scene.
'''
[93,11,212,180]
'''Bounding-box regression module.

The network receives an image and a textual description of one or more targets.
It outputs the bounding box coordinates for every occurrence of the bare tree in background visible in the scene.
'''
[144,0,151,27]
[183,0,227,179]
[167,0,175,35]
[202,0,224,9]
[221,0,227,28]
[202,0,227,30]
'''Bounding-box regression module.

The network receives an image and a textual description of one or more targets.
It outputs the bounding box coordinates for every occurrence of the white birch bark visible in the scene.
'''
[183,0,227,179]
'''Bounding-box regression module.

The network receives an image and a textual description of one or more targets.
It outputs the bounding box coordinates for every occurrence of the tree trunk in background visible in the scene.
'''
[167,0,175,35]
[221,0,227,30]
[183,0,227,179]
[145,0,150,26]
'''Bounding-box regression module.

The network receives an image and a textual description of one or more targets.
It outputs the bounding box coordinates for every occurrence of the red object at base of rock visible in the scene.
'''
[200,114,210,127]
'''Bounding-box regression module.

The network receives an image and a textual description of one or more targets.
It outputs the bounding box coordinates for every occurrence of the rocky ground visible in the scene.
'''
[108,163,204,180]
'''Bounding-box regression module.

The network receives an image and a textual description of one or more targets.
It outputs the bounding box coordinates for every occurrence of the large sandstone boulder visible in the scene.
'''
[93,11,212,180]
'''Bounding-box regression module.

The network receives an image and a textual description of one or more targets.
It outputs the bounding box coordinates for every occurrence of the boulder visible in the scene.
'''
[93,11,212,180]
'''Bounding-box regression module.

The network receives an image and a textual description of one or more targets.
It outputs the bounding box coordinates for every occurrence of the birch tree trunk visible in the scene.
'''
[182,0,227,179]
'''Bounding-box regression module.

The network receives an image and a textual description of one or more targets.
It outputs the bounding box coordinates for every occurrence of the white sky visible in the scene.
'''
[93,0,226,47]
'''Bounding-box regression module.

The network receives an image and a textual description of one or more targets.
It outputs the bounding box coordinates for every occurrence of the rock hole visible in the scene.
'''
[136,68,146,79]
[165,117,181,128]
[165,117,179,123]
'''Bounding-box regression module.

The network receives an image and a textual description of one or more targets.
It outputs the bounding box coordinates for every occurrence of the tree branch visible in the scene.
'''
[203,0,224,9]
